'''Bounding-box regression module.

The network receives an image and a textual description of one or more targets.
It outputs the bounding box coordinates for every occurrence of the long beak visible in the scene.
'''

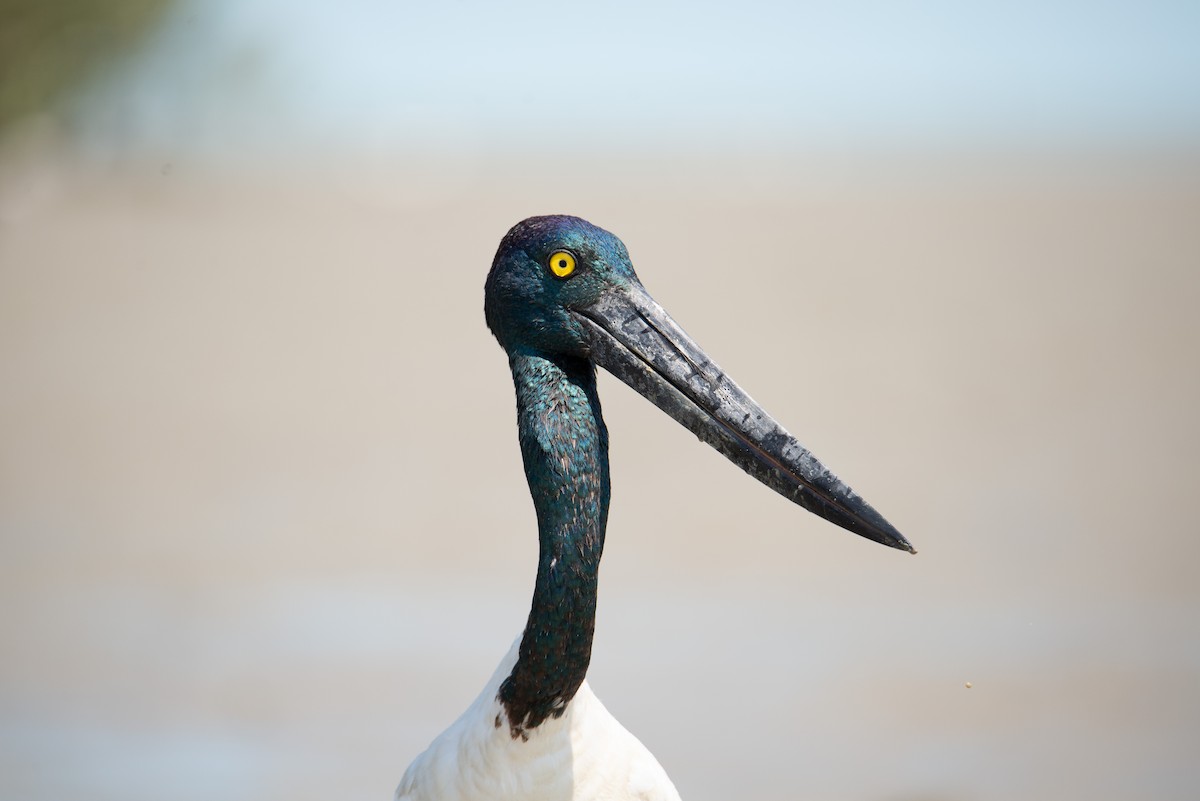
[573,280,915,553]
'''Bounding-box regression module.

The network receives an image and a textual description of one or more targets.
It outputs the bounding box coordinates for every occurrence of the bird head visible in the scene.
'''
[484,215,914,553]
[485,214,638,357]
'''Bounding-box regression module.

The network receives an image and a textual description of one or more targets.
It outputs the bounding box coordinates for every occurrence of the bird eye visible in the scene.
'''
[548,251,576,279]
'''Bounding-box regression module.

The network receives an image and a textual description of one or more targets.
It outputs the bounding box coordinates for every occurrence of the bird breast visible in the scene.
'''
[395,638,681,801]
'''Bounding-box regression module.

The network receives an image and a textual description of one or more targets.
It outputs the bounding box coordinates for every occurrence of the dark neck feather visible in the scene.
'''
[497,350,610,739]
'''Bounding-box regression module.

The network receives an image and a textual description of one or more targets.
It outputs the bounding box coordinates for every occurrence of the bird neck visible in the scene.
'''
[498,349,611,739]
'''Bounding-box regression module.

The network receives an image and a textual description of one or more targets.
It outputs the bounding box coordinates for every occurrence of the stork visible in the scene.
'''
[395,215,914,801]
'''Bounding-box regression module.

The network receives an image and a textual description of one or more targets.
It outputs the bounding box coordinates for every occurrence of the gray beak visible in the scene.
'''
[573,280,915,553]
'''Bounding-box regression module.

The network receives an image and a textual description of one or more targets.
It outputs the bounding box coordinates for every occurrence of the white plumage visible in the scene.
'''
[395,638,681,801]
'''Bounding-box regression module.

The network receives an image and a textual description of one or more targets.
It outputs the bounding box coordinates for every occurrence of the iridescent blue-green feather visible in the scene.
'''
[498,350,610,738]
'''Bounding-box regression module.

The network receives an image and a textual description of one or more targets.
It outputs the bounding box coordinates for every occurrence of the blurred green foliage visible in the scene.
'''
[0,0,168,131]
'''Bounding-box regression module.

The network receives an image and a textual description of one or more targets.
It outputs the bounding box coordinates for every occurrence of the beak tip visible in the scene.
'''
[871,521,915,554]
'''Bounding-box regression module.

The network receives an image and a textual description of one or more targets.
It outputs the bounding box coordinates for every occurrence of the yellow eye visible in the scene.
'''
[548,250,576,278]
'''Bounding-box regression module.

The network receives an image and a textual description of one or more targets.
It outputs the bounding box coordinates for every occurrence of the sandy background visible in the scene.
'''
[1,148,1198,801]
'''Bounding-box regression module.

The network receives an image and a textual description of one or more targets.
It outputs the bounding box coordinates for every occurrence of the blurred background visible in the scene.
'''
[1,2,1198,800]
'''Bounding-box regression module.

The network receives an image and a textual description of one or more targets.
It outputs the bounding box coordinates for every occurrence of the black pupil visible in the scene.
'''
[557,259,567,269]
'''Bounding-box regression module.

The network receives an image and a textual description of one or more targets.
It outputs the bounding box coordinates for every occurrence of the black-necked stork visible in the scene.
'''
[395,215,913,801]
